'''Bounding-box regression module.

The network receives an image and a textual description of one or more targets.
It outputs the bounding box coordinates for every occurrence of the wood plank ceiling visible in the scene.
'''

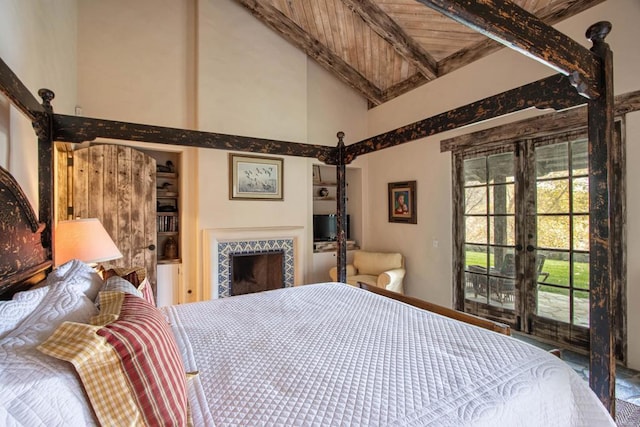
[235,0,604,106]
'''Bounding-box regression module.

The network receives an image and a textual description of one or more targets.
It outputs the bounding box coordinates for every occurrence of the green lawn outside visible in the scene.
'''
[465,251,589,297]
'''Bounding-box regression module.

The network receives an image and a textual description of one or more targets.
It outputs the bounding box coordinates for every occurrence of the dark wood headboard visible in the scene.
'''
[0,165,51,298]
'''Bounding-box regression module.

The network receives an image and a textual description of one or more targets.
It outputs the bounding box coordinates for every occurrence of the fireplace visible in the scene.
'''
[204,226,305,299]
[230,250,284,296]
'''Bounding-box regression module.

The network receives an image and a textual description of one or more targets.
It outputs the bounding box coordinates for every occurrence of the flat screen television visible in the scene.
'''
[313,214,350,241]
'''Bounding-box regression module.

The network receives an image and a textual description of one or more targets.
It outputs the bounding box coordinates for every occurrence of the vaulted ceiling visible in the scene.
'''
[235,0,604,106]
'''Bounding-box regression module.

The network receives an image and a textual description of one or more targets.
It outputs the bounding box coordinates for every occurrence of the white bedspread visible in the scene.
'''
[164,283,614,426]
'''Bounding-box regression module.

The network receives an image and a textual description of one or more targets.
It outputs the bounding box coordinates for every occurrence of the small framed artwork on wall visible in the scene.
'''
[388,181,417,224]
[229,153,284,200]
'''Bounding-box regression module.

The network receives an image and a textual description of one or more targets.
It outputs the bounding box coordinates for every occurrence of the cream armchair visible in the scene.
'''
[329,250,405,294]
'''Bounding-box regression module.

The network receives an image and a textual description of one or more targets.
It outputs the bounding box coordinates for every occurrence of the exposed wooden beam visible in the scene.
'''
[234,0,383,105]
[0,57,45,122]
[416,0,600,98]
[438,0,606,77]
[339,0,437,80]
[52,115,335,162]
[370,0,607,104]
[346,74,584,162]
[440,89,640,152]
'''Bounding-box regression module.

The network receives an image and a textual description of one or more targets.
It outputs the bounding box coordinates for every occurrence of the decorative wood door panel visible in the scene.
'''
[73,145,157,294]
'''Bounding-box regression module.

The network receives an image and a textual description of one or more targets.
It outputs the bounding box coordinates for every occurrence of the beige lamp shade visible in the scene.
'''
[55,218,123,266]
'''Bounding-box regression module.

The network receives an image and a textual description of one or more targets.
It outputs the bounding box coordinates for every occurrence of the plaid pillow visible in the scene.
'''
[97,265,156,306]
[137,277,155,307]
[94,276,142,308]
[38,291,187,426]
[99,265,146,287]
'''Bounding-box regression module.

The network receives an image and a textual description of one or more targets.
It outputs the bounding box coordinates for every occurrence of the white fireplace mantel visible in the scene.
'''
[203,226,306,299]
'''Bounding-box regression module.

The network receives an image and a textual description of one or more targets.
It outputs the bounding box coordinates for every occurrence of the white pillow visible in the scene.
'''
[1,278,98,348]
[45,259,104,301]
[0,282,97,426]
[0,260,102,340]
[0,286,51,340]
[0,279,100,425]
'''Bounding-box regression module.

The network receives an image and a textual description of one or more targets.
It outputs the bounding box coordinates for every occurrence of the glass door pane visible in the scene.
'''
[464,152,517,310]
[534,138,589,328]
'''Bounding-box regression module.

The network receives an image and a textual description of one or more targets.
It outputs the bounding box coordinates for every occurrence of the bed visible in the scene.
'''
[0,164,615,425]
[169,283,614,426]
[0,0,620,420]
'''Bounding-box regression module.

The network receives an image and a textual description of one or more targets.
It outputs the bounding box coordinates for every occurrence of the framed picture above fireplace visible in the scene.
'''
[229,153,284,200]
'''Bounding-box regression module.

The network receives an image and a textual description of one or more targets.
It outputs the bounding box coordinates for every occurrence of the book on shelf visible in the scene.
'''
[157,214,179,232]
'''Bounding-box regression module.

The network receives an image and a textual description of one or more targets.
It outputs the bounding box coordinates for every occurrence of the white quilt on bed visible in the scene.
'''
[164,283,614,426]
[0,266,100,427]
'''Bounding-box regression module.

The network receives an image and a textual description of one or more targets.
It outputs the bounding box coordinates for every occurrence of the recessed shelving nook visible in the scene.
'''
[144,150,182,264]
[310,163,362,282]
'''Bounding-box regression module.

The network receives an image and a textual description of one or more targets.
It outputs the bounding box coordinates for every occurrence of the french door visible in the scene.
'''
[456,130,595,351]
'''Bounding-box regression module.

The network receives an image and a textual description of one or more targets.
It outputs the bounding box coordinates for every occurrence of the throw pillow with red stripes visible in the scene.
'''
[39,291,187,426]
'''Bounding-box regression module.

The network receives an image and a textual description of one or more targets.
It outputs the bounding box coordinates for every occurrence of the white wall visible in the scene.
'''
[307,60,368,145]
[0,0,77,209]
[77,0,191,127]
[76,0,369,300]
[364,0,640,369]
[77,0,200,301]
[196,0,369,294]
[625,109,640,370]
[195,0,309,244]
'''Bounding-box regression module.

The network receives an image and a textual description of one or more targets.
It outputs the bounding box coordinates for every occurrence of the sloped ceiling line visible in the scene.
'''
[235,0,607,105]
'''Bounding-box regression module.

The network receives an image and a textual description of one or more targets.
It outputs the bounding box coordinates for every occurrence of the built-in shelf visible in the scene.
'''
[149,154,181,263]
[157,191,178,198]
[312,164,360,255]
[314,240,359,252]
[157,172,177,179]
[158,258,182,265]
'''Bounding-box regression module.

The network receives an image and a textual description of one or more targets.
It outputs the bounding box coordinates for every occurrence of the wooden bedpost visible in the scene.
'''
[336,132,348,283]
[585,21,615,415]
[34,89,55,253]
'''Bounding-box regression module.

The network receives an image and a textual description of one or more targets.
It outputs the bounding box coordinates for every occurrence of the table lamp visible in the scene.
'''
[54,218,123,266]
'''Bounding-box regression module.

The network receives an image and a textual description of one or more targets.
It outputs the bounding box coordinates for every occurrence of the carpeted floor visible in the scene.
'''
[616,398,640,426]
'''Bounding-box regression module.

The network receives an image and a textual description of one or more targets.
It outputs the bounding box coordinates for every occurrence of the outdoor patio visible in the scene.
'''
[466,289,589,327]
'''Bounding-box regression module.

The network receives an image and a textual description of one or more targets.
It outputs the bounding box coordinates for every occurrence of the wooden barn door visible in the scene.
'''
[72,145,157,293]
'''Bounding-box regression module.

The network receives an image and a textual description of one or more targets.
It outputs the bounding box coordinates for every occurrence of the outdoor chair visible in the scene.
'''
[494,254,549,303]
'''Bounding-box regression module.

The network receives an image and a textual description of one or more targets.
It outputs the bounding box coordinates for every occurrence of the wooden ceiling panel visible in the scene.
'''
[274,0,418,91]
[237,0,605,105]
[375,1,487,61]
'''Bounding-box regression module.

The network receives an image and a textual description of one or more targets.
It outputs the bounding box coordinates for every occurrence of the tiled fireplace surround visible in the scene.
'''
[204,227,306,299]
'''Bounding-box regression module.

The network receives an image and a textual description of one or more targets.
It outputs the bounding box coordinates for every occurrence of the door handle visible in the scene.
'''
[147,244,156,251]
[515,244,523,251]
[526,245,535,252]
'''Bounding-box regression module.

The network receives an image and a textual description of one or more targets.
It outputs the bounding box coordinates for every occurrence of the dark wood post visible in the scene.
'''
[585,21,615,415]
[451,153,465,311]
[336,132,348,282]
[34,89,55,253]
